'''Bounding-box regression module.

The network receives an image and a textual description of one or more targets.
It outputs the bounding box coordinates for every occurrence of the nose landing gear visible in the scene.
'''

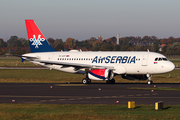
[147,74,153,85]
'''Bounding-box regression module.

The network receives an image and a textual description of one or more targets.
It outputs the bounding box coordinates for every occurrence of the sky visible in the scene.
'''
[1,0,180,41]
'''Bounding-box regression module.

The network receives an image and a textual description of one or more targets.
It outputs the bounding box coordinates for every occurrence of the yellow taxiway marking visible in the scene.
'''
[50,99,56,101]
[77,98,83,100]
[102,96,110,98]
[41,95,180,102]
[55,84,87,86]
[152,93,158,95]
[68,99,75,100]
[85,97,92,99]
[93,97,101,99]
[111,96,118,98]
[0,95,73,98]
[59,99,66,101]
[128,95,134,96]
[136,94,142,96]
[144,94,150,96]
[119,95,125,97]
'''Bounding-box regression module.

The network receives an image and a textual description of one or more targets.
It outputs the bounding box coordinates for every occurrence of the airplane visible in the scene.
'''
[21,19,175,84]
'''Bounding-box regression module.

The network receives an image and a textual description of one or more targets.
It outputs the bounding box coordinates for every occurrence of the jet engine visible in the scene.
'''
[121,74,148,80]
[88,69,114,81]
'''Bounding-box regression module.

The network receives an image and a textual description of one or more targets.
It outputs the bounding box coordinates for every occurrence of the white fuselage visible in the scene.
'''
[23,50,175,75]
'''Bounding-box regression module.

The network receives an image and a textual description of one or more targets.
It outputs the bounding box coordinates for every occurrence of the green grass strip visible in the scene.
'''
[0,104,180,120]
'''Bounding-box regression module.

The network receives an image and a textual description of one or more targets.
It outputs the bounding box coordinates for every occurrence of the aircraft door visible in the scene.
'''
[142,54,149,66]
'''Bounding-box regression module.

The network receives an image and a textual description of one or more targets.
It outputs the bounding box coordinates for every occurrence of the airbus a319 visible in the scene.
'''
[21,20,175,84]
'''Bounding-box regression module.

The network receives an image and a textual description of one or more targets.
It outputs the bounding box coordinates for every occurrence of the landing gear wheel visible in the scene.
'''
[148,80,153,85]
[82,78,91,84]
[147,74,153,85]
[106,79,115,84]
[88,79,91,84]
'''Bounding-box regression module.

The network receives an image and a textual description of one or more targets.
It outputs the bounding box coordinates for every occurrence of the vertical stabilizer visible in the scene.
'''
[25,20,55,53]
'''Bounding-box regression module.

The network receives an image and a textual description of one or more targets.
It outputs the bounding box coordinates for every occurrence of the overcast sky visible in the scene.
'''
[1,0,180,41]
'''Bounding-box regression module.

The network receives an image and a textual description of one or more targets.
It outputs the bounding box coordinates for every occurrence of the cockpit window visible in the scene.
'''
[158,58,162,61]
[155,57,168,61]
[162,58,168,61]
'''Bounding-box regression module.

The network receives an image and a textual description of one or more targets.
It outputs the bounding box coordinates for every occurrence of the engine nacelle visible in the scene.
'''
[88,69,114,81]
[121,74,148,80]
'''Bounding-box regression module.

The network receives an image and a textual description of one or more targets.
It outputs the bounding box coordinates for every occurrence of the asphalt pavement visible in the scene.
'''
[0,83,180,105]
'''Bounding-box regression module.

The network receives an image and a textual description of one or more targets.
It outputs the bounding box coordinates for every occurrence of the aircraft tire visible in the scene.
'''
[111,79,115,84]
[106,79,115,84]
[88,79,91,84]
[148,80,153,85]
[82,78,89,84]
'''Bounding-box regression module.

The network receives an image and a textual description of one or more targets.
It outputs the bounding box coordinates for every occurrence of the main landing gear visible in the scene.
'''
[147,74,153,85]
[106,78,115,84]
[82,78,115,84]
[82,78,91,84]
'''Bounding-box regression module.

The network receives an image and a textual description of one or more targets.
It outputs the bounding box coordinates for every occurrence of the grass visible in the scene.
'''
[0,104,180,120]
[0,58,38,67]
[0,69,84,83]
[0,69,180,83]
[171,60,180,67]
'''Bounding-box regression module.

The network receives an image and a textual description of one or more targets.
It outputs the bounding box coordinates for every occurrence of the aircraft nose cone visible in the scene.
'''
[168,62,175,72]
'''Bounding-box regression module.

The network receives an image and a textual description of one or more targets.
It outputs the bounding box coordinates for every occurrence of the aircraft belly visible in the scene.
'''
[125,66,137,74]
[125,65,152,74]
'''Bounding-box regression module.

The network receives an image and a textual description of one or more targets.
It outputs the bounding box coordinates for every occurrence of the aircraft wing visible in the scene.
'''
[33,59,114,70]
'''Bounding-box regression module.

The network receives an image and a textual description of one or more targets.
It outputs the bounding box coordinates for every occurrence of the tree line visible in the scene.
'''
[0,35,180,55]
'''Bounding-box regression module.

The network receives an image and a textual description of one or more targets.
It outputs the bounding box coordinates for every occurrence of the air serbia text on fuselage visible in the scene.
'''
[92,56,136,64]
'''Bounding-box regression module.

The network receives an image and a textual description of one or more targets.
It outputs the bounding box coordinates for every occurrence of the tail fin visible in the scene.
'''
[25,19,56,53]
